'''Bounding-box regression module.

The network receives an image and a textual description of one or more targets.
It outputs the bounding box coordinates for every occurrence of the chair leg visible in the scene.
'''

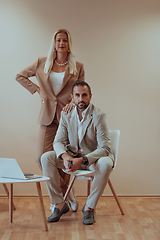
[64,175,76,201]
[87,177,94,196]
[108,178,124,215]
[3,183,16,210]
[87,180,91,196]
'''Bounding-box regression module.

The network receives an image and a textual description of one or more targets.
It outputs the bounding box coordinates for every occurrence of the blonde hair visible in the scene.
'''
[44,29,77,75]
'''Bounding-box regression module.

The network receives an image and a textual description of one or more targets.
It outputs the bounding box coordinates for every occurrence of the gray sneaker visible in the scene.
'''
[67,188,78,212]
[50,204,55,213]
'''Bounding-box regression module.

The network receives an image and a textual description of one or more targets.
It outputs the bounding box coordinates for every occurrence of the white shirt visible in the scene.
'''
[49,71,65,95]
[75,104,90,151]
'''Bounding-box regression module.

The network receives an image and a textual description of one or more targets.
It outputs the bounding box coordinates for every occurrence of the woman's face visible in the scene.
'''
[55,32,69,54]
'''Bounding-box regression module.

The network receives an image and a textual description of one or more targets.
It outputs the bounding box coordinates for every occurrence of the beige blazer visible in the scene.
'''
[16,57,84,125]
[53,104,114,165]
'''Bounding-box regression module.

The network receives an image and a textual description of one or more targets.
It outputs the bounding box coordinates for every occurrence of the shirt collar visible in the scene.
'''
[75,104,91,123]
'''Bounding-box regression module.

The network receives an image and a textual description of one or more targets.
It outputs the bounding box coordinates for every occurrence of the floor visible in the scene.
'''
[0,196,160,240]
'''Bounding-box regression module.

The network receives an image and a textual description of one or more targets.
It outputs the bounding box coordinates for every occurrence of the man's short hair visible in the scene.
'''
[72,80,92,95]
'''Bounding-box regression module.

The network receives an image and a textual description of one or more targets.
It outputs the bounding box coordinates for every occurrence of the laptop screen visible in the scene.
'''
[0,158,41,180]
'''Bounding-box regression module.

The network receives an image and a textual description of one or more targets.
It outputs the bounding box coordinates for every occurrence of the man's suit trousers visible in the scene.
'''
[36,117,70,191]
[41,151,113,209]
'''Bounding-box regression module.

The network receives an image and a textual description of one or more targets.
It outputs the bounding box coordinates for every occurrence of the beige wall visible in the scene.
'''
[0,0,160,196]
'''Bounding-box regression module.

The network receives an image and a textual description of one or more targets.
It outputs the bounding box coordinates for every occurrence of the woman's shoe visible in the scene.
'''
[67,188,78,212]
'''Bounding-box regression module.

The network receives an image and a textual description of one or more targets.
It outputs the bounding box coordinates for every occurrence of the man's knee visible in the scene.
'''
[41,151,56,169]
[97,157,113,172]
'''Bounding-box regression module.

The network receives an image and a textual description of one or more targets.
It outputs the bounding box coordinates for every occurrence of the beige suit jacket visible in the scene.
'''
[53,104,114,165]
[16,57,84,125]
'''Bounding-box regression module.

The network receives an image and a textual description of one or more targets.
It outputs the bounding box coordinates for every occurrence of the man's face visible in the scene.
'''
[71,85,92,111]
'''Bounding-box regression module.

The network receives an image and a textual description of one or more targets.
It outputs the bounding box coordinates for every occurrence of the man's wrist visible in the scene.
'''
[82,156,89,165]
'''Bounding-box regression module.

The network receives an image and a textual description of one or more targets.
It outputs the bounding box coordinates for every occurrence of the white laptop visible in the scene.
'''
[0,158,42,180]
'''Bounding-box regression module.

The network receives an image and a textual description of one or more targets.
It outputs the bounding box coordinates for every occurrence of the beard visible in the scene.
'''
[76,101,88,110]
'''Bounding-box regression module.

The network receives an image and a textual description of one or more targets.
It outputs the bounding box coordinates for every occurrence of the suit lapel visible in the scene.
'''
[70,110,79,149]
[44,66,72,97]
[45,69,55,96]
[56,67,72,96]
[79,105,93,144]
[40,69,56,101]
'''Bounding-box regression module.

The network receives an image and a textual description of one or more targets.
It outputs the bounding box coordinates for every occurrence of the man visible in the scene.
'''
[41,80,114,225]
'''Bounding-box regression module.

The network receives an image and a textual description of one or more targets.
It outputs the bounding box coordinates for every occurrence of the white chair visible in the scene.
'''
[63,130,124,215]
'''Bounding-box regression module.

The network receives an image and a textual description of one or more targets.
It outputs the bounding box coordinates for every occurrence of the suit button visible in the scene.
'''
[55,99,57,102]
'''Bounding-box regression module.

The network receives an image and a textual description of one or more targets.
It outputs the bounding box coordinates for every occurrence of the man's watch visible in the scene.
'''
[82,156,89,165]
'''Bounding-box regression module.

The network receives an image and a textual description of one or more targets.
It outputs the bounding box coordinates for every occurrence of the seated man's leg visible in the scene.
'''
[41,151,64,205]
[83,157,113,225]
[41,151,69,222]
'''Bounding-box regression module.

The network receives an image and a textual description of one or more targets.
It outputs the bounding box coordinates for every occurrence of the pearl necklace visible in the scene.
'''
[55,59,68,66]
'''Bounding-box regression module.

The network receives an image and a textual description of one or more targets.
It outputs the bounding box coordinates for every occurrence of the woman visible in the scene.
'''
[16,29,85,212]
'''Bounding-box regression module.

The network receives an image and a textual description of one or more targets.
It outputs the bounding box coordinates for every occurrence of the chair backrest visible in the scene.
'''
[109,130,120,168]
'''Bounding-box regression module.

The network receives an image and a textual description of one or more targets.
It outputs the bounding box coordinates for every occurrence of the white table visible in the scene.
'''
[0,176,49,231]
